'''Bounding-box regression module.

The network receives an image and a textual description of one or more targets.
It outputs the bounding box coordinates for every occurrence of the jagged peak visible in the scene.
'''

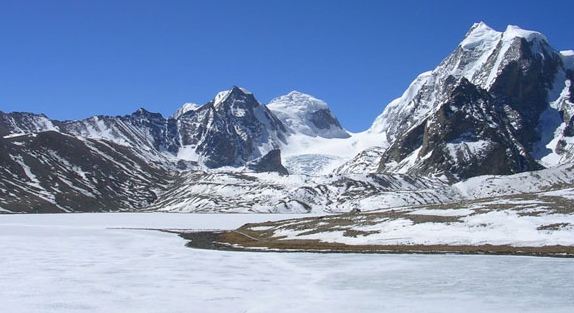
[131,108,164,119]
[231,86,252,94]
[212,86,254,107]
[132,107,153,116]
[466,21,496,36]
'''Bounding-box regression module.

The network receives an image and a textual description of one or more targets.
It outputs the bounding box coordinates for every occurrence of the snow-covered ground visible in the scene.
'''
[252,189,574,247]
[1,213,573,313]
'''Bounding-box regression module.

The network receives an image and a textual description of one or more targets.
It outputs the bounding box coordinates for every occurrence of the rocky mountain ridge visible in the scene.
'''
[1,22,573,213]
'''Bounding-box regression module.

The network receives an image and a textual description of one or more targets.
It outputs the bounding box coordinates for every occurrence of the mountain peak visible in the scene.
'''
[460,23,549,51]
[460,21,500,50]
[286,90,311,97]
[267,91,349,139]
[132,107,153,116]
[213,86,254,107]
[467,21,495,35]
[135,107,148,113]
[231,86,252,94]
[174,103,200,118]
[503,25,548,43]
[273,91,329,111]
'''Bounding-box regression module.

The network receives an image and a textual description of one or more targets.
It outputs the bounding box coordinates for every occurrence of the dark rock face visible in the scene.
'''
[379,122,425,165]
[0,131,170,213]
[379,78,542,180]
[127,109,180,153]
[560,70,574,137]
[487,38,562,151]
[247,149,289,175]
[310,109,345,131]
[177,87,287,168]
[57,109,180,157]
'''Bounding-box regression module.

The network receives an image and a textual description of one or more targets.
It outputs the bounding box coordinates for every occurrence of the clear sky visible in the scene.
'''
[1,0,572,131]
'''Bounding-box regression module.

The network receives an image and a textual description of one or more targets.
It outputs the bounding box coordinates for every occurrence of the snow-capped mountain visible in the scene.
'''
[175,86,288,168]
[1,108,180,164]
[59,109,181,164]
[266,91,383,175]
[342,22,574,180]
[0,111,58,136]
[267,91,349,139]
[1,22,573,214]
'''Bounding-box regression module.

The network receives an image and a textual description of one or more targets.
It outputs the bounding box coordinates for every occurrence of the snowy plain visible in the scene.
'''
[1,213,573,313]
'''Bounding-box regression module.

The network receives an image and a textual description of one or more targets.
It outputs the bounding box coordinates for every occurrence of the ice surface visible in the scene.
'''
[1,213,573,313]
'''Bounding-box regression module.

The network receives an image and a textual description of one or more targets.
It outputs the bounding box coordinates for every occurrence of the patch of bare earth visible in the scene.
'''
[179,188,574,257]
[180,230,574,257]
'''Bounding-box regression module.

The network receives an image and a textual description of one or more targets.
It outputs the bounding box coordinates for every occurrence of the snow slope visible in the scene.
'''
[248,186,574,247]
[266,91,385,175]
[148,171,458,213]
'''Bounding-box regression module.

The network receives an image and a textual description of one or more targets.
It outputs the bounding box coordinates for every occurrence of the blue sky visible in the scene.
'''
[1,0,572,131]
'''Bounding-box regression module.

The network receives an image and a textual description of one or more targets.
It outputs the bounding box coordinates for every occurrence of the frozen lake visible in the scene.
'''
[1,213,573,313]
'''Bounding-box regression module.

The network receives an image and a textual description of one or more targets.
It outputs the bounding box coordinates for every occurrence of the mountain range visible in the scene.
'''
[1,22,573,213]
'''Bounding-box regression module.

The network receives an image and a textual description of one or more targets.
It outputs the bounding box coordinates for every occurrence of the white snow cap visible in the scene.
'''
[268,90,349,138]
[503,25,548,43]
[174,102,200,118]
[270,91,329,111]
[461,22,547,50]
[460,21,500,49]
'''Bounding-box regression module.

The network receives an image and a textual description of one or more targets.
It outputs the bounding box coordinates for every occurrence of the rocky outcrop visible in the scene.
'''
[379,78,541,180]
[246,149,289,175]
